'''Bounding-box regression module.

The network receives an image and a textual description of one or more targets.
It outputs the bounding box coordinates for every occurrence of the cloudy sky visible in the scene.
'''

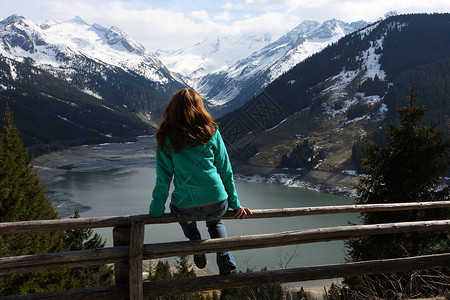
[1,0,449,50]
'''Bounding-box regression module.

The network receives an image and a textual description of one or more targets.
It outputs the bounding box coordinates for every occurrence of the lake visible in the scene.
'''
[41,136,359,288]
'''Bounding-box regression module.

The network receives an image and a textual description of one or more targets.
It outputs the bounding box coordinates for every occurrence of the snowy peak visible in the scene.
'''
[156,18,368,113]
[1,14,28,27]
[288,19,364,41]
[1,14,19,26]
[69,15,88,25]
[315,19,351,38]
[91,23,147,55]
[0,14,49,53]
[156,33,273,85]
[0,14,175,85]
[218,13,450,173]
[279,20,319,44]
[0,15,189,148]
[198,18,368,112]
[41,17,148,57]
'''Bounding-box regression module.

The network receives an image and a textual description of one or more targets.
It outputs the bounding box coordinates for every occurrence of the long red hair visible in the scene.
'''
[156,88,218,153]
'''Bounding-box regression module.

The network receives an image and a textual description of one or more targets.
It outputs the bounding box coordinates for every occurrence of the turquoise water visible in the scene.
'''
[46,140,358,287]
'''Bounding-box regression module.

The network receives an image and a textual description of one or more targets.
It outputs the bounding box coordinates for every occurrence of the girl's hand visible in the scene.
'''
[234,206,252,219]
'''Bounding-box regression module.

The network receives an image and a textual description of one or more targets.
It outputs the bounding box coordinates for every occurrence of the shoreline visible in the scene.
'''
[33,137,359,198]
[231,160,359,198]
[33,136,158,186]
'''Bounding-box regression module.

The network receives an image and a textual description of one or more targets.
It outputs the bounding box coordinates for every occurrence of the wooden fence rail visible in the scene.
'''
[143,253,450,297]
[1,201,449,234]
[2,253,449,300]
[0,201,449,299]
[1,219,449,276]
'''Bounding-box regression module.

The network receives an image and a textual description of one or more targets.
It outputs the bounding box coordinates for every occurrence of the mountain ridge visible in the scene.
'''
[218,13,450,175]
[155,33,274,88]
[0,14,186,153]
[157,18,368,116]
[1,12,447,170]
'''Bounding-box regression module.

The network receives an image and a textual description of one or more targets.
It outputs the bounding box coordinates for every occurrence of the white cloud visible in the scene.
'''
[222,2,243,10]
[1,0,215,50]
[214,11,233,21]
[191,10,209,21]
[2,0,450,51]
[336,0,449,22]
[223,11,297,36]
[222,0,331,12]
[40,1,297,49]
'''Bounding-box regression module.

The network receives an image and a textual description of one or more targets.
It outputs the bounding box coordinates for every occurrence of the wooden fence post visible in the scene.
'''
[129,221,145,300]
[113,226,131,299]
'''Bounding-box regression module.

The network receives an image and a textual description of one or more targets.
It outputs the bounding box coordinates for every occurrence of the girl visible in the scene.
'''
[149,88,251,275]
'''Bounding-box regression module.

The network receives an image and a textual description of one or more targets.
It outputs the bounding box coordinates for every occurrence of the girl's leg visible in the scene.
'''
[170,203,207,268]
[206,219,236,274]
[178,221,207,268]
[178,221,201,240]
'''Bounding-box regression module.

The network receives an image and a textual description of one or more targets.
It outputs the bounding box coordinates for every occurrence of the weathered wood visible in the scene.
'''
[0,246,129,275]
[143,253,450,296]
[113,226,131,290]
[0,258,116,276]
[0,215,150,235]
[0,202,448,299]
[1,201,449,235]
[0,220,448,275]
[129,222,145,300]
[3,254,448,299]
[0,285,128,300]
[143,220,450,259]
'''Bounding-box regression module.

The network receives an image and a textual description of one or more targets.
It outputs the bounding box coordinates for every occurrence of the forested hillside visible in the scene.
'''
[0,57,145,150]
[219,13,450,173]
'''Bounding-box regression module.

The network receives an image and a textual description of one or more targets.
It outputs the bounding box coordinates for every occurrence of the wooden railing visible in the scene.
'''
[0,201,450,299]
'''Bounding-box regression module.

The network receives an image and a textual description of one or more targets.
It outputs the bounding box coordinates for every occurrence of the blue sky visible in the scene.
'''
[1,0,450,50]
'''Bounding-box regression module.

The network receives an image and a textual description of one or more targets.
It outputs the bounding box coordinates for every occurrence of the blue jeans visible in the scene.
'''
[170,201,236,272]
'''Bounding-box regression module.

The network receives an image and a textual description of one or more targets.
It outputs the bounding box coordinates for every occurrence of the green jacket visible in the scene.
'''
[149,129,240,217]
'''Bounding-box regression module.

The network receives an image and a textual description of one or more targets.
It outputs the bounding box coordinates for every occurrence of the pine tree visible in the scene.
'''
[344,89,450,297]
[150,260,173,282]
[0,105,65,295]
[172,256,196,280]
[0,105,59,224]
[62,210,113,289]
[280,139,319,169]
[147,258,214,300]
[0,107,113,295]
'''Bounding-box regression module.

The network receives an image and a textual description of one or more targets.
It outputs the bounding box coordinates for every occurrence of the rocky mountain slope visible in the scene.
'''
[0,15,186,152]
[158,19,368,117]
[203,19,368,116]
[219,13,450,175]
[155,33,274,88]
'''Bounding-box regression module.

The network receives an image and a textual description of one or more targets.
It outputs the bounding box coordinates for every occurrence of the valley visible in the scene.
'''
[1,13,449,176]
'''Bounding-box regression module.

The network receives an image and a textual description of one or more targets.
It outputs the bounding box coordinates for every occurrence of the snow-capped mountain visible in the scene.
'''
[218,13,450,174]
[155,33,273,88]
[265,19,368,84]
[0,14,181,85]
[198,19,368,115]
[0,15,186,150]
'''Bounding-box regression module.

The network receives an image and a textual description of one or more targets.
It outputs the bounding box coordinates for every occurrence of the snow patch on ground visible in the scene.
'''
[235,172,357,197]
[83,88,103,100]
[266,118,287,131]
[321,34,388,121]
[8,60,18,80]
